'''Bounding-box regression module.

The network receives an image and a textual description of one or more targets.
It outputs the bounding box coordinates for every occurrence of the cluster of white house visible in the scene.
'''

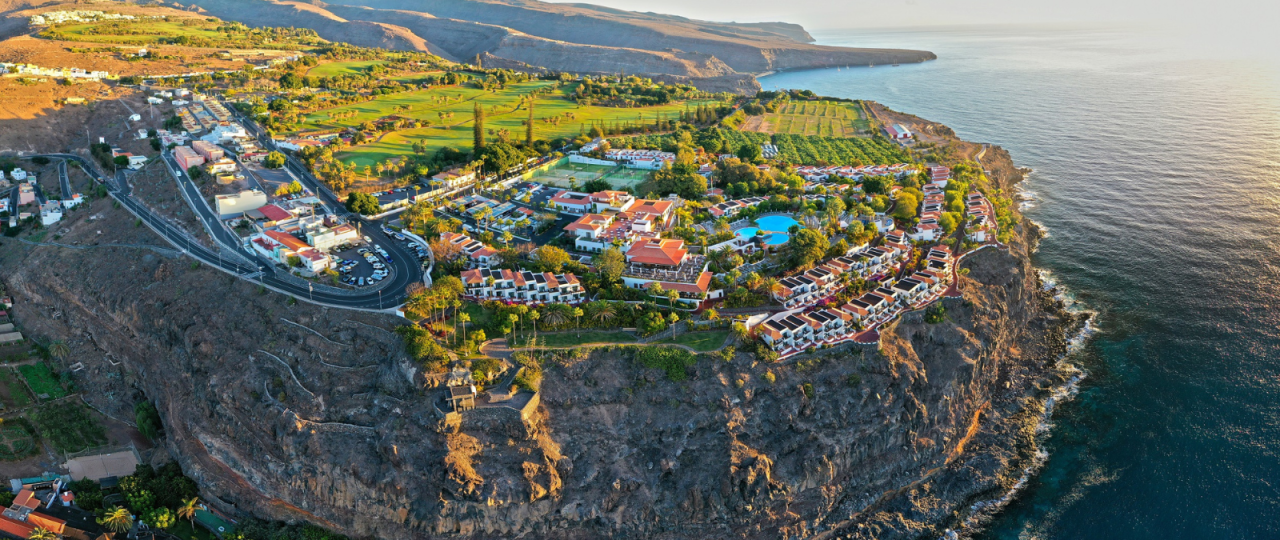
[1,168,83,226]
[459,267,587,305]
[965,191,997,243]
[29,10,141,25]
[792,163,915,183]
[756,245,957,355]
[0,63,108,80]
[248,211,359,274]
[769,240,912,310]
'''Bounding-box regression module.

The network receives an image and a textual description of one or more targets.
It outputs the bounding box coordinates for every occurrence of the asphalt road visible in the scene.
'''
[35,153,415,311]
[58,160,71,199]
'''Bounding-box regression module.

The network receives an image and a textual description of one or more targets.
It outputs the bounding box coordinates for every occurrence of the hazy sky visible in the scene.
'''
[544,0,1278,37]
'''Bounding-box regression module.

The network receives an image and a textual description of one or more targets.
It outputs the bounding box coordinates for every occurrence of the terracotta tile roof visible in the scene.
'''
[626,238,687,266]
[263,230,311,252]
[13,490,38,510]
[258,204,291,222]
[627,199,673,216]
[0,512,34,539]
[564,213,610,232]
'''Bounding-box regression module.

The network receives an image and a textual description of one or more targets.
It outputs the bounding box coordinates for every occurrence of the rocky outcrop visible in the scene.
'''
[3,112,1066,539]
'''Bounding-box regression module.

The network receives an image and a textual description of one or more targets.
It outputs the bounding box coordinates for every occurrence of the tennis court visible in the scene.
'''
[528,162,615,187]
[600,167,650,189]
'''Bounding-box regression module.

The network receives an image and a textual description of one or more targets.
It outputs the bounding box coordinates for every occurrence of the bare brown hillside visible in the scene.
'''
[179,0,935,90]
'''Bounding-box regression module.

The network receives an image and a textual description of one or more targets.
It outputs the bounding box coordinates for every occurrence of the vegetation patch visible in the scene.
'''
[655,329,730,352]
[32,401,107,453]
[18,362,67,400]
[635,346,697,381]
[0,419,38,461]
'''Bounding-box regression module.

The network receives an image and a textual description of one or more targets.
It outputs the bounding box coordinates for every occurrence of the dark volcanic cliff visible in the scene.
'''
[1,117,1068,539]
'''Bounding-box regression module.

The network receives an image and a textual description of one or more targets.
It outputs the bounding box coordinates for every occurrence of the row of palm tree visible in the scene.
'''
[92,497,200,536]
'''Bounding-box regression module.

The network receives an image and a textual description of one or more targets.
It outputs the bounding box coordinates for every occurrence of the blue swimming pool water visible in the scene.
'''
[755,215,800,233]
[735,226,791,246]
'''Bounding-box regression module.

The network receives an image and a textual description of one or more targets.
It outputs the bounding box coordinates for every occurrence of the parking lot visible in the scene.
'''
[382,226,432,268]
[330,243,391,288]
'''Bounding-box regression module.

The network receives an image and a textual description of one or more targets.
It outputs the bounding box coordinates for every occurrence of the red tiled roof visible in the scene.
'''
[258,204,291,222]
[644,271,712,294]
[263,230,311,252]
[626,238,687,266]
[627,199,672,216]
[0,512,34,539]
[564,214,610,232]
[13,490,38,510]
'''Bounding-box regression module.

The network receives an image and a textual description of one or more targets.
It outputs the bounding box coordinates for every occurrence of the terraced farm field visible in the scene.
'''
[740,100,870,137]
[298,81,725,167]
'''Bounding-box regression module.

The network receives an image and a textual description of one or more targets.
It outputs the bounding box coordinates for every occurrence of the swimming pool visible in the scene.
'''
[735,221,795,246]
[755,215,801,233]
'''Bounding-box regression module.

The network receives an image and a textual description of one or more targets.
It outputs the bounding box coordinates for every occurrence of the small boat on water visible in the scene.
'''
[892,64,900,67]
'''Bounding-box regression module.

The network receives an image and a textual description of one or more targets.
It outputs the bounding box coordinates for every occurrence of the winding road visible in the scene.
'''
[35,153,418,311]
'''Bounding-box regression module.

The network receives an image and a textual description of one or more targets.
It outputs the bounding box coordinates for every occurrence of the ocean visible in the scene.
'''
[760,26,1280,539]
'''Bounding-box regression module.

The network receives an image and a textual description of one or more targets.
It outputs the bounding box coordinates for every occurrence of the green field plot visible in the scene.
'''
[307,60,387,78]
[296,81,725,167]
[18,363,66,400]
[0,423,37,461]
[33,401,107,453]
[513,331,637,348]
[40,19,323,49]
[0,369,32,409]
[744,100,869,137]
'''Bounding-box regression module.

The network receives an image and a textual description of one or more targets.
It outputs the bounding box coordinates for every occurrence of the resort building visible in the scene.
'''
[549,190,593,214]
[439,231,500,267]
[460,268,586,305]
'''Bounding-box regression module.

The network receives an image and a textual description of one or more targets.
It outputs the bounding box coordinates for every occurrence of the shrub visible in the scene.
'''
[925,303,947,324]
[763,371,776,384]
[847,374,862,387]
[635,346,696,381]
[135,401,162,440]
[801,383,815,399]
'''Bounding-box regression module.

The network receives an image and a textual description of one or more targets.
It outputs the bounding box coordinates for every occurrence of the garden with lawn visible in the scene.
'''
[18,362,67,400]
[306,60,388,78]
[295,81,727,167]
[655,329,732,352]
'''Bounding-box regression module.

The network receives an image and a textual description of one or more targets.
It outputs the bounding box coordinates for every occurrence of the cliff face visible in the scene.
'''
[1,115,1066,539]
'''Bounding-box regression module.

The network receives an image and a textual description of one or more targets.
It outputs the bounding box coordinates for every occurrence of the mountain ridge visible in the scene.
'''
[179,0,934,92]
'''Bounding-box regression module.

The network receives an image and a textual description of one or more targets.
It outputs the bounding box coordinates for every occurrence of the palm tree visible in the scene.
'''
[48,340,70,362]
[459,313,471,344]
[451,300,462,344]
[101,507,133,534]
[178,497,199,526]
[668,313,680,339]
[572,307,584,337]
[28,527,56,540]
[590,302,616,326]
[705,308,720,321]
[529,310,540,343]
[666,289,679,309]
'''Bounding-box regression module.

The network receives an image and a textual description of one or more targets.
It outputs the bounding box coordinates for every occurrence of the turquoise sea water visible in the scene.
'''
[762,27,1280,538]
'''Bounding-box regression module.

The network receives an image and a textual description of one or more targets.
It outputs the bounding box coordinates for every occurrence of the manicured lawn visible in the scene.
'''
[444,302,491,334]
[655,329,731,352]
[17,362,66,400]
[295,81,727,167]
[513,330,636,348]
[307,60,387,78]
